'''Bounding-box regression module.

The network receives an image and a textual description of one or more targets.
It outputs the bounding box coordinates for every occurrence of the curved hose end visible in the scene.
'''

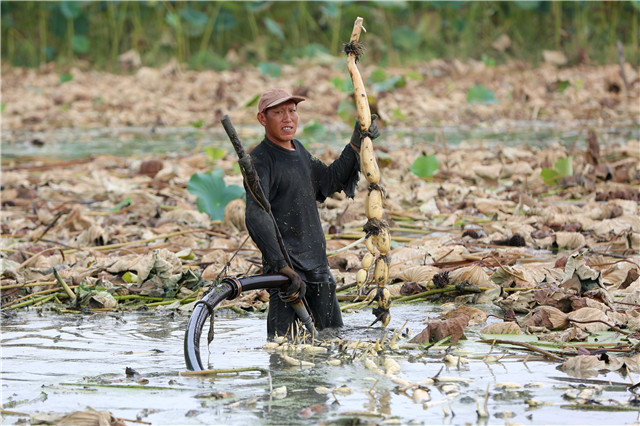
[290,300,316,340]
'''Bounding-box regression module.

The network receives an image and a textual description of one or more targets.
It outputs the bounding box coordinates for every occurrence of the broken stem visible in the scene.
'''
[16,247,65,271]
[0,280,57,290]
[53,268,76,301]
[180,367,269,376]
[1,287,77,309]
[4,293,69,310]
[326,235,366,257]
[394,285,486,303]
[567,318,630,335]
[479,339,565,362]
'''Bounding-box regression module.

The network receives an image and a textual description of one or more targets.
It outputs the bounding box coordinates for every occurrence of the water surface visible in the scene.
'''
[3,306,639,425]
[2,121,636,160]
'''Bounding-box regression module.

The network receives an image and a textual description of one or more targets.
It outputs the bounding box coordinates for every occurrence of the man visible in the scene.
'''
[245,88,379,339]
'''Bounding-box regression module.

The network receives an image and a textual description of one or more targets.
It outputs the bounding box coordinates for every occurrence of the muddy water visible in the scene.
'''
[2,122,636,160]
[3,305,639,425]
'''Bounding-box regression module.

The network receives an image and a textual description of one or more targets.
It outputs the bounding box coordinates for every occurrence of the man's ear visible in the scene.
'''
[257,111,267,126]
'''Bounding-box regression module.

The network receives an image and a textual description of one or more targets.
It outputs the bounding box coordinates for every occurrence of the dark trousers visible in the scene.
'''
[267,275,343,339]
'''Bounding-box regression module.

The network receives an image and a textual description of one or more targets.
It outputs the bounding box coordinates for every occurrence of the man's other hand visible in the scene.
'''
[278,266,306,303]
[349,114,380,149]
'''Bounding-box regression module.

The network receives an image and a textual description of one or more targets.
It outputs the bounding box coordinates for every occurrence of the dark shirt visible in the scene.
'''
[245,137,360,282]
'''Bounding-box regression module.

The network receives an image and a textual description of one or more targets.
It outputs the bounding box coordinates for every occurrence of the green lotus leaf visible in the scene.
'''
[187,169,244,221]
[410,154,439,178]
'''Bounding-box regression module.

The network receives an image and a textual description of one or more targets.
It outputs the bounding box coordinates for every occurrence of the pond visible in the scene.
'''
[2,120,637,160]
[3,305,640,425]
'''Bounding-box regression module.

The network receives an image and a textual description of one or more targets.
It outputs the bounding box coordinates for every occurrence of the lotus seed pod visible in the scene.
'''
[377,286,392,310]
[365,235,376,254]
[375,226,391,255]
[346,47,371,131]
[380,311,391,327]
[374,256,389,286]
[361,252,375,269]
[365,188,383,220]
[356,268,368,287]
[360,137,380,184]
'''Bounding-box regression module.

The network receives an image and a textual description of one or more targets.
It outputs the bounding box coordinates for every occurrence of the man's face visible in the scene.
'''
[257,101,299,146]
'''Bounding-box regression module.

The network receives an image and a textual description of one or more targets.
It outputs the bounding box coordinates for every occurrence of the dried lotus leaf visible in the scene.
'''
[622,353,640,373]
[567,307,610,332]
[592,215,640,237]
[73,224,108,247]
[223,198,246,231]
[472,164,502,181]
[603,262,639,287]
[496,262,557,287]
[89,292,118,309]
[57,410,117,426]
[399,265,438,283]
[537,326,587,343]
[563,252,601,282]
[390,246,431,266]
[328,252,362,271]
[606,310,628,327]
[387,284,403,297]
[410,314,470,344]
[490,265,526,286]
[535,305,569,330]
[134,248,183,283]
[441,305,487,325]
[480,322,523,335]
[619,268,640,289]
[449,264,492,286]
[602,355,625,372]
[620,288,640,305]
[559,355,606,373]
[494,289,536,314]
[586,254,608,271]
[162,208,211,228]
[625,309,640,331]
[520,305,569,331]
[555,232,587,250]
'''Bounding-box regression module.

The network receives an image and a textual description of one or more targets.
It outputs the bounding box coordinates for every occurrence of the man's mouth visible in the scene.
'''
[283,126,293,131]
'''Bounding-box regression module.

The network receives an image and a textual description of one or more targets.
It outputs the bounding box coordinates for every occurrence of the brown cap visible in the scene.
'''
[258,88,305,113]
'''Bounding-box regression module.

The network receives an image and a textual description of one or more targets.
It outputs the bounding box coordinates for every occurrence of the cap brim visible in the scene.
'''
[262,95,306,112]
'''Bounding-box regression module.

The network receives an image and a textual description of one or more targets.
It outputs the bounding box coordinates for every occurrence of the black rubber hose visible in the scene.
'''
[184,274,289,371]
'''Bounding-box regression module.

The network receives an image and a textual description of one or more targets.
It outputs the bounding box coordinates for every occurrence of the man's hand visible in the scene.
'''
[278,265,306,303]
[349,113,380,150]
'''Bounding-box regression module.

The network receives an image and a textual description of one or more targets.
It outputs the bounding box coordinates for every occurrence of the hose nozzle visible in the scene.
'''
[289,300,316,338]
